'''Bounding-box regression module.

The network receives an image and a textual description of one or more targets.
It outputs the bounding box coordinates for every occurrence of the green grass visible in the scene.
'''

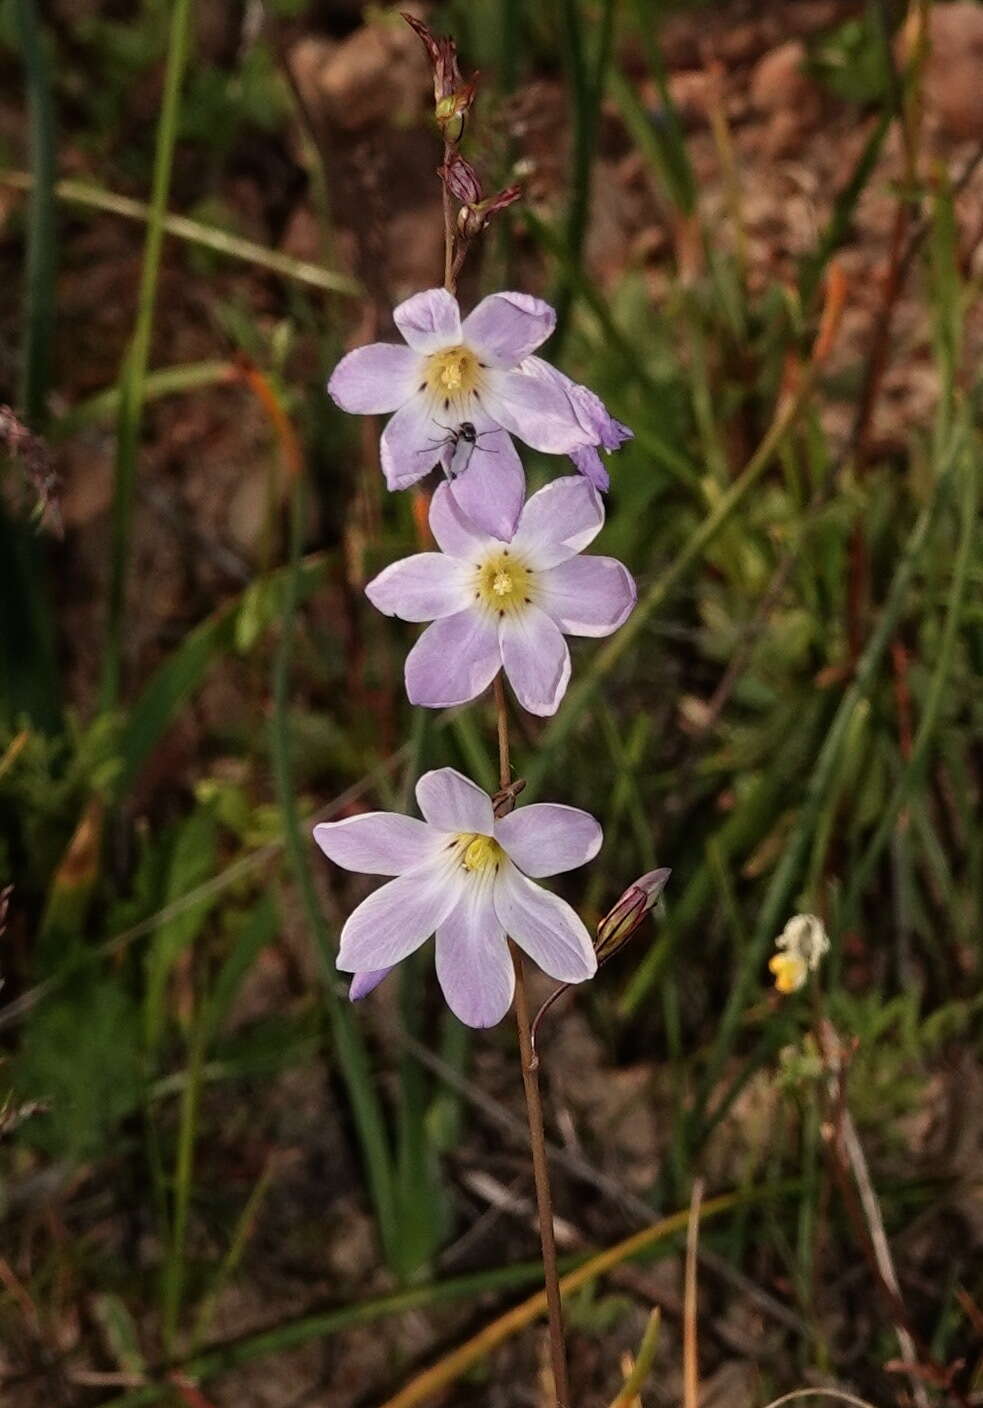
[1,1,981,1403]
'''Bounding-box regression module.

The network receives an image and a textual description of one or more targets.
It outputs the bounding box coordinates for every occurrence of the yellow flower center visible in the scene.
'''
[474,551,533,616]
[425,345,483,405]
[769,953,807,995]
[458,834,502,873]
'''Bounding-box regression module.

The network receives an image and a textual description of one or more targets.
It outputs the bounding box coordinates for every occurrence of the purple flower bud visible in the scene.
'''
[442,151,483,205]
[595,868,671,962]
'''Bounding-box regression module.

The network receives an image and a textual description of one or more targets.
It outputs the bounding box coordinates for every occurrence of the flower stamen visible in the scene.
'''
[458,834,502,872]
[474,551,533,616]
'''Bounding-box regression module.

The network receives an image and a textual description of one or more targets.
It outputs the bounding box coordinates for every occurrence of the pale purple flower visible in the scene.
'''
[519,357,633,492]
[314,767,601,1028]
[327,287,598,540]
[365,476,636,717]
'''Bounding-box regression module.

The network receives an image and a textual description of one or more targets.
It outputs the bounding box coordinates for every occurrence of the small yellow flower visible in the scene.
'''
[769,912,829,994]
[769,952,808,994]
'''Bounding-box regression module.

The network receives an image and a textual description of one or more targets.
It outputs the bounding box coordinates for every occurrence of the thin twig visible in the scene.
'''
[512,949,570,1407]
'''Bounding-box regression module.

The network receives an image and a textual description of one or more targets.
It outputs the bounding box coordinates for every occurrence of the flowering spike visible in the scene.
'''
[402,12,477,143]
[595,868,671,962]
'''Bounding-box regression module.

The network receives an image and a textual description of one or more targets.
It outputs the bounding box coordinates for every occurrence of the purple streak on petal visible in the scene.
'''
[568,444,610,491]
[314,813,441,876]
[350,968,393,1001]
[499,607,571,716]
[511,476,603,568]
[336,859,462,972]
[495,804,602,878]
[393,288,462,353]
[493,862,597,983]
[380,396,443,490]
[461,292,556,368]
[537,555,636,637]
[481,368,592,455]
[416,767,494,835]
[327,343,419,414]
[365,552,471,622]
[435,886,514,1027]
[448,430,525,541]
[429,481,497,560]
[405,611,502,709]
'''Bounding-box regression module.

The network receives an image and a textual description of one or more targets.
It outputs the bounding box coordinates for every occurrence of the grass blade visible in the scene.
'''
[13,0,56,425]
[270,479,400,1268]
[101,0,195,709]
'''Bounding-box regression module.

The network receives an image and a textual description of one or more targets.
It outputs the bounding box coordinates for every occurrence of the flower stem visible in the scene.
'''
[442,140,456,292]
[494,673,570,1405]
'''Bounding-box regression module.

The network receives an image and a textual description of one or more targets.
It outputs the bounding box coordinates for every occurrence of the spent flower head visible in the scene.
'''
[365,476,636,716]
[769,912,829,994]
[315,767,601,1028]
[402,12,477,142]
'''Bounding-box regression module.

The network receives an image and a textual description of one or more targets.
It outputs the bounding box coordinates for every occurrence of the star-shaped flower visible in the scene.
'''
[365,475,636,716]
[327,288,630,539]
[315,767,601,1028]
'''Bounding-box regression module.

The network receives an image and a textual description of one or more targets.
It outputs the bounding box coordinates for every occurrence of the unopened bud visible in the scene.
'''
[442,151,482,206]
[595,868,671,962]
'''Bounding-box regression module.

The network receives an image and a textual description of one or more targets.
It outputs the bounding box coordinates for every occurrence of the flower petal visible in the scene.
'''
[481,368,591,454]
[435,886,514,1027]
[493,862,597,983]
[336,859,462,972]
[537,555,636,637]
[416,766,494,834]
[429,481,497,561]
[350,968,392,1001]
[523,357,633,450]
[447,429,525,541]
[366,553,471,622]
[568,443,610,491]
[510,476,603,568]
[380,396,446,490]
[499,606,570,716]
[405,611,502,708]
[314,812,442,876]
[495,804,602,878]
[461,292,556,368]
[328,343,420,414]
[394,288,462,353]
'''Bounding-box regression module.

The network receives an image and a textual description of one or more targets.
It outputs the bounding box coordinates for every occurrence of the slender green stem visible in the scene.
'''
[270,478,400,1266]
[0,171,361,296]
[692,427,964,1120]
[552,0,615,355]
[95,1261,559,1408]
[13,0,56,425]
[842,435,978,919]
[162,1012,206,1353]
[524,381,818,794]
[101,0,194,709]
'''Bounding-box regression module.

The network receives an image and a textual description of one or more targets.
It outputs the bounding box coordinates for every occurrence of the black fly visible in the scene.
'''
[419,421,498,479]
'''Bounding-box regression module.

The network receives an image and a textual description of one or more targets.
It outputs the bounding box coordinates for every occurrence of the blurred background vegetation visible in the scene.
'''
[0,0,981,1404]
